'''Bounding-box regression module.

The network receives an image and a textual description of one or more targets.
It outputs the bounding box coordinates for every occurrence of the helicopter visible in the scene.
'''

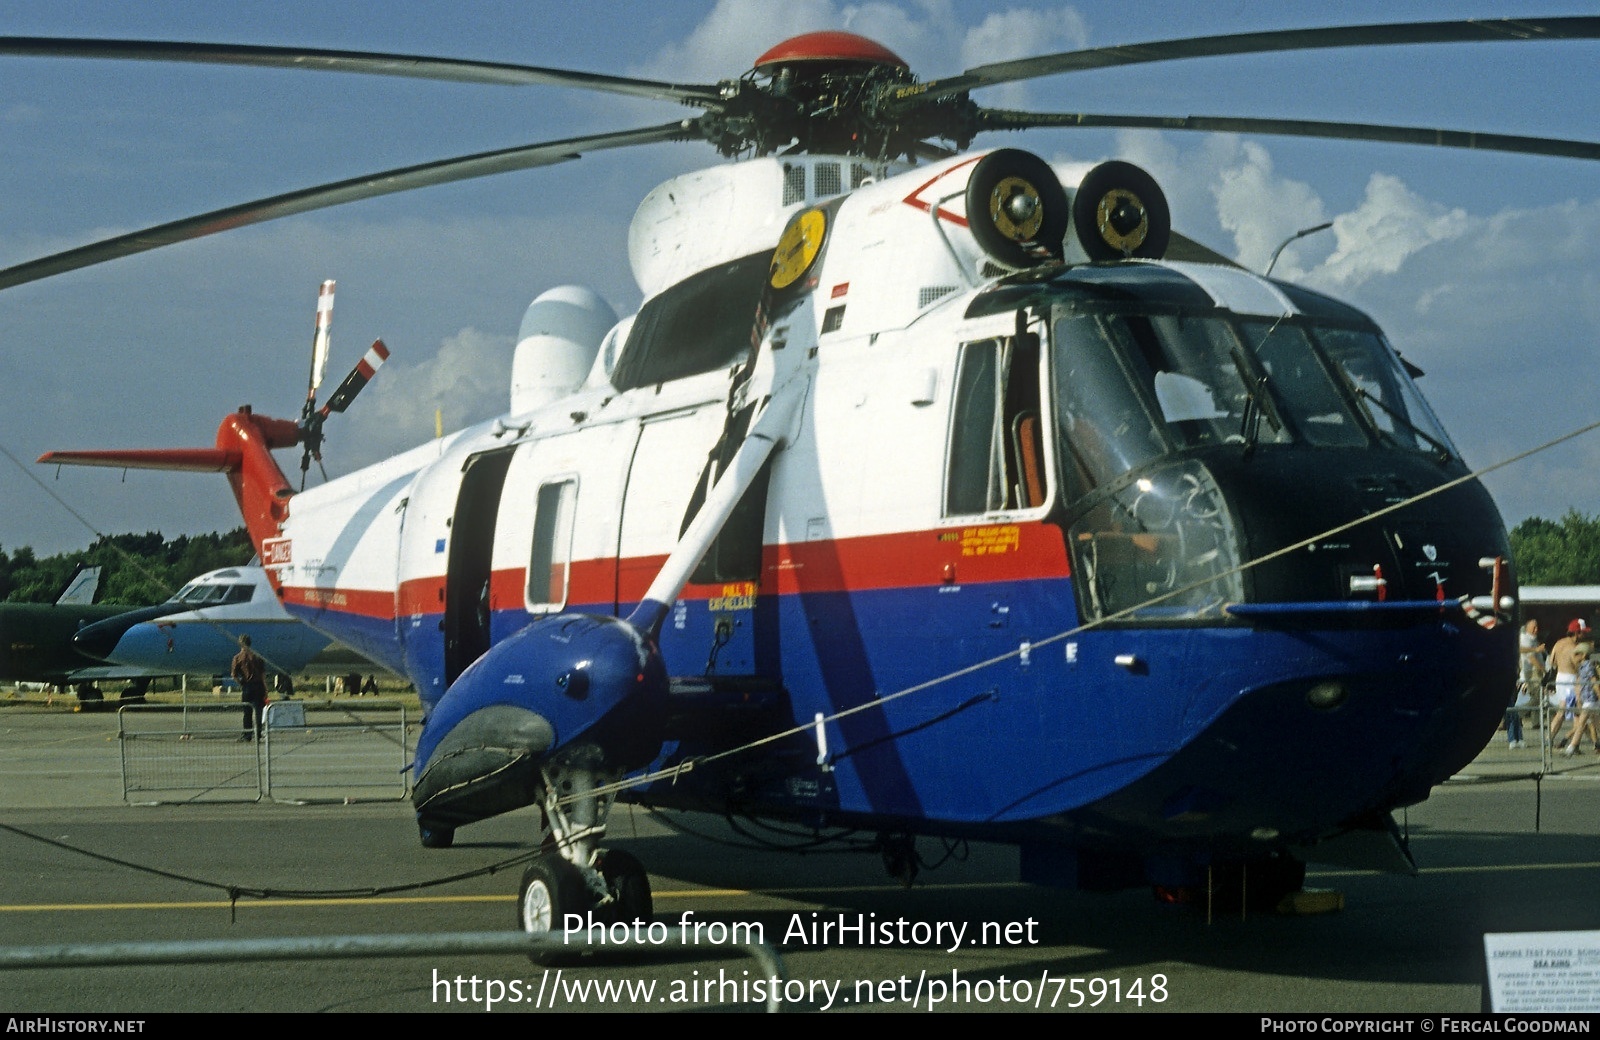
[17,14,1600,933]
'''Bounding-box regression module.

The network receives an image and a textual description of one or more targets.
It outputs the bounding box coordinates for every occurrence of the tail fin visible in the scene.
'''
[54,565,102,606]
[39,406,300,563]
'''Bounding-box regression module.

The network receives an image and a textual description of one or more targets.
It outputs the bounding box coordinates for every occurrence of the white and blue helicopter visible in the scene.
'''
[18,18,1600,931]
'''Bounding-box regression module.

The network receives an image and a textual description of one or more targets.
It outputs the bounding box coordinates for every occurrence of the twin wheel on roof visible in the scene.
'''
[965,149,1170,268]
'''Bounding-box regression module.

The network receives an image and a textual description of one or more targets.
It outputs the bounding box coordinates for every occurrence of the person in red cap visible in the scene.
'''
[1548,619,1590,748]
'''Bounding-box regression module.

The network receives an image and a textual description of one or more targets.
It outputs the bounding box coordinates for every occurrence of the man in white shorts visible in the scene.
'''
[1548,619,1589,748]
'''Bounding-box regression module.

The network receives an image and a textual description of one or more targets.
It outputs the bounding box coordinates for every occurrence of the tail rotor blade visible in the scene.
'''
[301,279,335,424]
[309,280,335,394]
[321,339,390,416]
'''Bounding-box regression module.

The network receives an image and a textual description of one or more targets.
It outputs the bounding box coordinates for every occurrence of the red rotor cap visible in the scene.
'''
[753,31,907,70]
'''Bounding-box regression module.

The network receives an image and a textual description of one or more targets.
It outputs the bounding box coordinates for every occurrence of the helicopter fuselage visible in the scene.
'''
[251,150,1514,889]
[42,148,1514,893]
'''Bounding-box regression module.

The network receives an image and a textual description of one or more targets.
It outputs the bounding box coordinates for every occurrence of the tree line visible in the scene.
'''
[0,529,253,605]
[1509,512,1600,587]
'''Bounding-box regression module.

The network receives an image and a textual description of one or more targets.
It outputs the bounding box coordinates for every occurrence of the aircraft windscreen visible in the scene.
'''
[170,583,254,606]
[1052,306,1450,502]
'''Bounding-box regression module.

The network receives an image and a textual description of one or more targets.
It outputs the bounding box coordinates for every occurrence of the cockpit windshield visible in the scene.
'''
[1046,297,1455,622]
[169,583,255,606]
[1052,306,1451,503]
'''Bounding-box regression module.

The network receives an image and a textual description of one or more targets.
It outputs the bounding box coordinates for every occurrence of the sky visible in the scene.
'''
[2,0,1598,559]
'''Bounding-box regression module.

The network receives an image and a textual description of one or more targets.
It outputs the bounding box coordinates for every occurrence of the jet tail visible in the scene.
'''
[53,565,102,606]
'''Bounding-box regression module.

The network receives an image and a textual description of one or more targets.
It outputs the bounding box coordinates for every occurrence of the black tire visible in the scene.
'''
[964,148,1071,268]
[418,822,455,849]
[597,848,653,923]
[1071,160,1170,261]
[518,851,595,953]
[518,855,590,965]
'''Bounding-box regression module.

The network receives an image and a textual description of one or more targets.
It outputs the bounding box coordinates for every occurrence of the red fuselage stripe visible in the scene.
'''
[285,522,1071,621]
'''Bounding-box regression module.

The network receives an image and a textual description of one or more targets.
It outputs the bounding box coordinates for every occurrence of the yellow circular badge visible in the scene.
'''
[770,209,827,290]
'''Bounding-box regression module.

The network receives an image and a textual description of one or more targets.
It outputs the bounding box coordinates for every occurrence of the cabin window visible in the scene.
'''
[945,329,1046,516]
[610,252,770,391]
[527,479,577,612]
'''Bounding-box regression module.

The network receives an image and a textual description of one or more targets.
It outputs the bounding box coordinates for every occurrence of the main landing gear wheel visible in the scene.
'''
[519,854,588,965]
[597,848,653,923]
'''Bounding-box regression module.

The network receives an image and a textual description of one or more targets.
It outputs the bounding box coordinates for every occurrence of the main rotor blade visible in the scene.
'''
[977,109,1600,163]
[909,17,1600,103]
[0,37,724,105]
[0,120,697,292]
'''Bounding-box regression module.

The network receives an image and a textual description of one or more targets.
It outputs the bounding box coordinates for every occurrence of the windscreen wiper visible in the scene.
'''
[1229,345,1282,457]
[1333,366,1453,463]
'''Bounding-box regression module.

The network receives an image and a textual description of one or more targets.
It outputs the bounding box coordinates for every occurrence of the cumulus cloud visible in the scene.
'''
[1210,141,1327,276]
[1312,172,1470,289]
[960,7,1088,68]
[343,327,515,464]
[634,0,845,81]
[1051,132,1328,274]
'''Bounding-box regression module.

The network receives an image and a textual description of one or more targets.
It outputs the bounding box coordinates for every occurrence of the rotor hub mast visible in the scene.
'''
[701,32,980,159]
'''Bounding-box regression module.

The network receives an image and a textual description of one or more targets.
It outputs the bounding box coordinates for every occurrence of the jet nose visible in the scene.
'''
[72,605,177,661]
[72,616,129,660]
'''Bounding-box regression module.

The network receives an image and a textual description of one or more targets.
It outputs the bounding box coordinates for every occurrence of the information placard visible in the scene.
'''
[1485,930,1600,1012]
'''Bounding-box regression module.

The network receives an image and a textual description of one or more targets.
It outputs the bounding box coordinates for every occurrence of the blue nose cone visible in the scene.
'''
[412,612,668,828]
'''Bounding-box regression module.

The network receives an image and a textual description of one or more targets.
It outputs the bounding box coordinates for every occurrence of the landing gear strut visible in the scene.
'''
[515,745,654,958]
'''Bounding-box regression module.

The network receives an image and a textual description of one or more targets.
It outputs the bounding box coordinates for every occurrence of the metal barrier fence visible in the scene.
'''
[117,700,412,804]
[118,702,263,804]
[262,699,412,802]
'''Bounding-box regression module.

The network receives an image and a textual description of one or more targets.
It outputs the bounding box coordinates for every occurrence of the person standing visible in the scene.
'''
[1548,619,1589,749]
[231,635,268,742]
[1510,619,1545,748]
[1566,643,1600,756]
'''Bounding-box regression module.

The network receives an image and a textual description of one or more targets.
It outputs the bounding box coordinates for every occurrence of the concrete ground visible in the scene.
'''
[1,700,1597,1013]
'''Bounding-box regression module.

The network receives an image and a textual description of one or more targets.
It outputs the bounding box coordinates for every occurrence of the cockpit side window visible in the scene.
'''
[944,326,1047,516]
[1051,313,1166,504]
